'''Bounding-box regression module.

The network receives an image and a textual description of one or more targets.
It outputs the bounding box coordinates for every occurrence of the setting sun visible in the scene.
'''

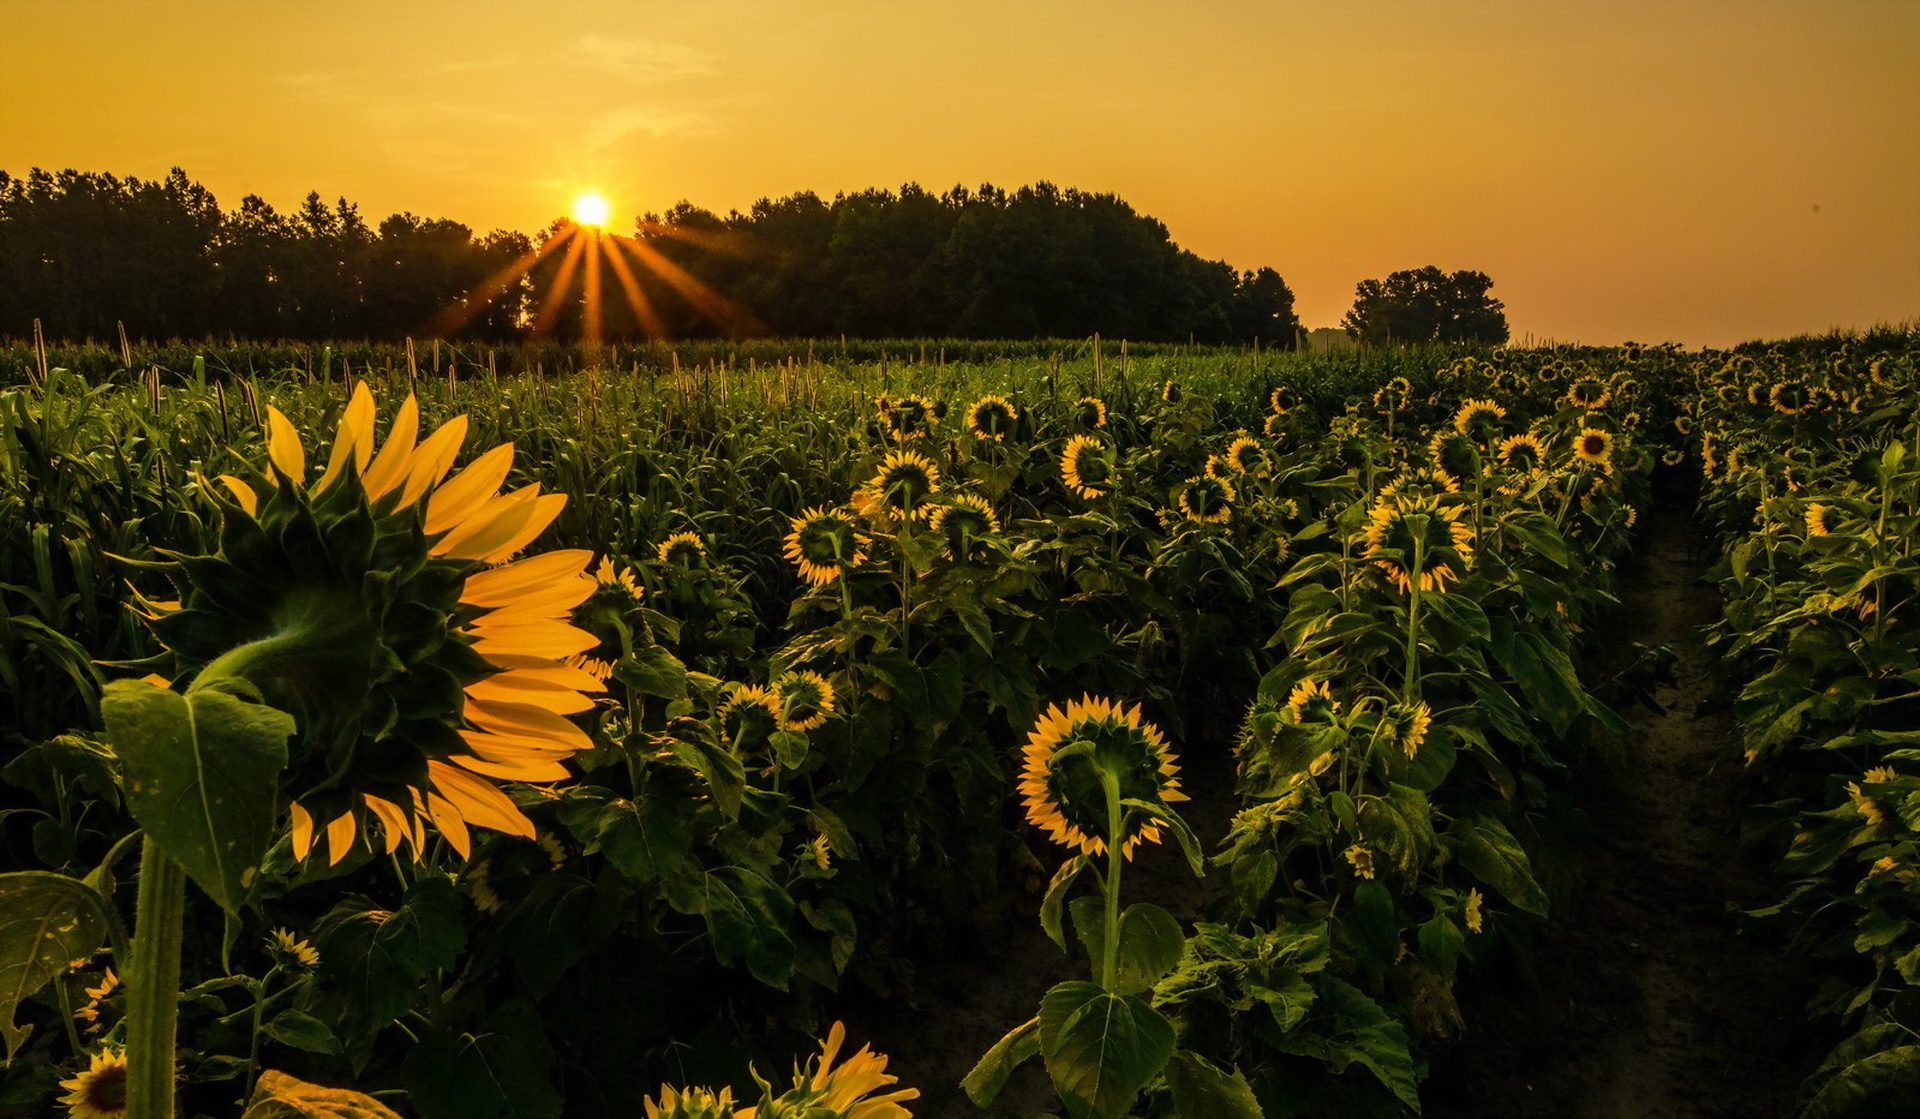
[572,192,610,228]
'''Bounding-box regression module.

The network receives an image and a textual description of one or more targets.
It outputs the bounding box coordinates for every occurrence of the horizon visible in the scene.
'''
[4,0,1917,347]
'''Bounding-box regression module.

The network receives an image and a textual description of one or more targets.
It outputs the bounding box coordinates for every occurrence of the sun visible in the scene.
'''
[572,192,611,228]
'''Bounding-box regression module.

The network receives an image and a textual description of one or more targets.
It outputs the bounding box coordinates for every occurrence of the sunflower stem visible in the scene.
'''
[126,836,187,1119]
[1402,536,1426,703]
[1099,769,1124,992]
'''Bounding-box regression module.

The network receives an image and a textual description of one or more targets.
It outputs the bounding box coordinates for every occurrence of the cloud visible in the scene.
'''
[573,35,717,80]
[580,104,713,150]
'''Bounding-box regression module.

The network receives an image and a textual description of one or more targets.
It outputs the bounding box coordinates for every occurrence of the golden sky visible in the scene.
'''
[5,0,1917,346]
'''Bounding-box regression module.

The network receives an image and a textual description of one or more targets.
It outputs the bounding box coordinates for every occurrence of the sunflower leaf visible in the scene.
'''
[962,1015,1041,1107]
[102,677,293,915]
[0,871,111,1062]
[1038,980,1175,1119]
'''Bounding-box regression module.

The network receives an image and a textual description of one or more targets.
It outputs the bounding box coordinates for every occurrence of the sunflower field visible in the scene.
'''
[0,330,1914,1119]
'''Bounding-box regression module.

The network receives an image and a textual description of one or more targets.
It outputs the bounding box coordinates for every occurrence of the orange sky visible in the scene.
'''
[5,0,1917,346]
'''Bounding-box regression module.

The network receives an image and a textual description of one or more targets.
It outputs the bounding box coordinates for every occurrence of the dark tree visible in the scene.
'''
[1341,266,1508,345]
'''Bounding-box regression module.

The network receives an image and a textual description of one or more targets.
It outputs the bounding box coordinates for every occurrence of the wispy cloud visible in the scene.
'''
[580,105,713,150]
[572,35,717,80]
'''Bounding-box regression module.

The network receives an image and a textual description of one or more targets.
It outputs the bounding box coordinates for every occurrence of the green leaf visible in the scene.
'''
[502,874,619,997]
[402,999,562,1119]
[1041,856,1087,952]
[242,1069,403,1118]
[664,866,794,990]
[1449,814,1549,917]
[262,1009,343,1056]
[0,872,110,1061]
[102,678,293,914]
[1802,1044,1920,1119]
[1116,904,1186,995]
[310,877,465,1047]
[1038,980,1175,1119]
[1165,1050,1263,1119]
[961,1016,1041,1107]
[593,795,692,884]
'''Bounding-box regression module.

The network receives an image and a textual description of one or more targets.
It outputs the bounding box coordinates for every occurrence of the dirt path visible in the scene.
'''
[1428,499,1814,1119]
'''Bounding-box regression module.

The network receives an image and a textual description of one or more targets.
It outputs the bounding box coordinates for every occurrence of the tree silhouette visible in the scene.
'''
[1341,266,1508,345]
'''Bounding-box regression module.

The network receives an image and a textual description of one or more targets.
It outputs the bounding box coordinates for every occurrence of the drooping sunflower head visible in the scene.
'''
[1497,432,1549,477]
[1284,678,1341,725]
[867,449,942,520]
[1269,384,1296,416]
[150,384,599,865]
[720,684,782,752]
[1566,376,1612,410]
[1363,493,1476,594]
[1263,411,1289,438]
[782,507,870,587]
[774,670,836,732]
[1384,700,1432,759]
[1452,398,1507,443]
[1373,376,1412,412]
[966,394,1019,441]
[1061,434,1115,500]
[928,492,1002,561]
[59,1047,127,1119]
[1572,427,1615,471]
[1804,502,1832,538]
[882,393,935,440]
[1178,475,1235,524]
[655,531,707,566]
[1161,379,1182,404]
[1019,696,1186,859]
[1224,434,1266,476]
[1073,395,1108,429]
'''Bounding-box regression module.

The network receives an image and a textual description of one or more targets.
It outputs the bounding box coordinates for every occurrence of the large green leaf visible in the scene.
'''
[961,1015,1041,1107]
[1449,814,1549,917]
[1165,1050,1264,1119]
[242,1069,403,1118]
[1039,980,1175,1119]
[1802,1044,1920,1119]
[1071,899,1187,996]
[0,872,110,1060]
[402,999,562,1119]
[309,877,465,1055]
[102,677,293,914]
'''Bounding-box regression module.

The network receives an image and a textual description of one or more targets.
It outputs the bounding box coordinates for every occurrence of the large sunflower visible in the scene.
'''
[1566,376,1612,410]
[143,384,600,864]
[774,670,837,733]
[1223,434,1266,476]
[928,492,1002,560]
[1018,697,1186,859]
[782,507,870,587]
[58,1048,127,1119]
[965,394,1019,441]
[1572,427,1615,471]
[1452,398,1506,443]
[865,449,942,521]
[1073,396,1108,429]
[655,531,707,566]
[1362,493,1476,593]
[880,393,935,440]
[1060,434,1115,500]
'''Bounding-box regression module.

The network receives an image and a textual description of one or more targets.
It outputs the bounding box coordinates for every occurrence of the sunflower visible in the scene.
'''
[1073,395,1108,429]
[753,1021,919,1119]
[59,1048,127,1119]
[1269,385,1296,416]
[1018,697,1186,859]
[866,449,941,520]
[1497,432,1549,475]
[1379,467,1461,506]
[643,1085,736,1119]
[965,394,1019,441]
[881,393,935,439]
[1161,380,1182,403]
[144,384,601,865]
[1363,493,1475,593]
[1179,475,1235,524]
[1344,845,1377,879]
[1223,435,1266,475]
[1060,434,1115,500]
[1452,398,1506,442]
[1427,428,1481,480]
[268,928,320,970]
[1572,427,1614,471]
[1262,412,1289,438]
[1566,376,1612,410]
[774,670,836,732]
[928,492,1002,560]
[1770,381,1810,416]
[595,555,644,602]
[1385,700,1432,759]
[655,532,707,565]
[1284,678,1341,724]
[1804,503,1832,537]
[782,507,869,587]
[1464,888,1485,934]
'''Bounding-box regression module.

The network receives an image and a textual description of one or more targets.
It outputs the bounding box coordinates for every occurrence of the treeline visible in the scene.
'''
[0,168,1303,345]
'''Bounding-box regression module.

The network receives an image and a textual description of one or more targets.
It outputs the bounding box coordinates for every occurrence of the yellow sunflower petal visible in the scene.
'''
[429,760,537,839]
[362,392,421,500]
[316,382,378,493]
[473,493,569,564]
[469,620,600,660]
[431,484,540,559]
[424,442,516,535]
[324,812,357,868]
[217,474,258,516]
[422,791,473,858]
[464,697,593,753]
[289,800,315,861]
[464,672,598,714]
[361,794,414,857]
[476,654,606,693]
[461,549,596,608]
[396,414,471,508]
[452,741,574,782]
[264,406,306,484]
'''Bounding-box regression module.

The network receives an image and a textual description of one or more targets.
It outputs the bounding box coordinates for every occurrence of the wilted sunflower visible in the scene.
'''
[1363,493,1476,593]
[1060,434,1115,500]
[1020,697,1186,859]
[965,394,1019,441]
[866,449,942,520]
[143,384,600,865]
[1566,376,1612,410]
[1223,434,1266,475]
[58,1048,127,1119]
[882,393,935,439]
[1452,398,1506,443]
[928,492,1002,560]
[1384,700,1432,759]
[655,532,707,566]
[782,507,869,587]
[1073,395,1108,429]
[1572,427,1615,471]
[1179,475,1235,524]
[1284,678,1341,724]
[774,670,836,732]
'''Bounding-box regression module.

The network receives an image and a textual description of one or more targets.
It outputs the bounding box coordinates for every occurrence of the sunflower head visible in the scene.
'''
[655,532,707,566]
[867,449,941,520]
[1427,428,1481,480]
[782,507,869,587]
[1573,427,1615,471]
[754,1022,918,1119]
[59,1047,127,1119]
[1284,678,1341,725]
[268,928,320,971]
[1566,376,1612,410]
[1178,475,1235,524]
[1269,384,1296,416]
[1263,412,1289,439]
[1379,467,1461,507]
[882,393,935,439]
[1061,434,1115,500]
[1073,395,1108,429]
[1224,435,1266,476]
[1804,502,1832,537]
[143,384,598,866]
[1384,700,1432,759]
[1161,379,1182,404]
[928,492,1002,561]
[774,670,836,732]
[1452,398,1506,443]
[1362,493,1476,593]
[720,684,783,751]
[1497,432,1548,476]
[1019,697,1186,859]
[966,394,1019,441]
[1770,381,1810,415]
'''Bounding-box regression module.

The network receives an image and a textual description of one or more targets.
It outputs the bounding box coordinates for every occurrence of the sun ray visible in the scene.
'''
[612,232,762,336]
[583,232,603,347]
[426,228,573,338]
[600,234,666,338]
[530,229,589,337]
